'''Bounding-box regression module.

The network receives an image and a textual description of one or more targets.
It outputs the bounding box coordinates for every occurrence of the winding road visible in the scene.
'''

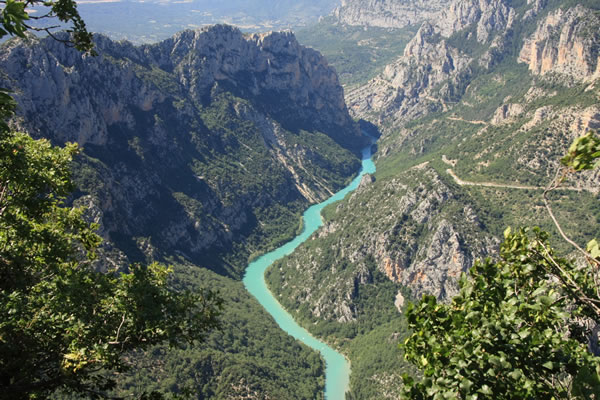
[446,168,583,192]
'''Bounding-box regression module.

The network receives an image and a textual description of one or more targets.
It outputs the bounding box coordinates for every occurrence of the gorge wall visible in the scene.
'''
[332,0,451,29]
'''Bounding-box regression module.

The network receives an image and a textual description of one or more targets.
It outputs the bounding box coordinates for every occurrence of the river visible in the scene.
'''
[243,140,376,400]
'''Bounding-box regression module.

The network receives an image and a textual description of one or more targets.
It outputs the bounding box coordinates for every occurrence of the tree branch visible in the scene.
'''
[537,241,600,319]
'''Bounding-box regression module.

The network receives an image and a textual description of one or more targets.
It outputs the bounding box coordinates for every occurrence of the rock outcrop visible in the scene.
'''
[435,0,515,42]
[268,166,497,323]
[346,21,471,127]
[345,1,600,141]
[345,0,521,130]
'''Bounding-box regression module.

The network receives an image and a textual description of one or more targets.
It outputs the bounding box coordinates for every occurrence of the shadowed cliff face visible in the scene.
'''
[0,25,363,276]
[3,25,363,150]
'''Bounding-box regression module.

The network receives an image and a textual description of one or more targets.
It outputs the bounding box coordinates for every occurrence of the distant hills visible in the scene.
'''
[71,0,340,42]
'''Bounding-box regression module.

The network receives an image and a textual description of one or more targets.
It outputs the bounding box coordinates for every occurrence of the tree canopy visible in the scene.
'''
[0,0,93,52]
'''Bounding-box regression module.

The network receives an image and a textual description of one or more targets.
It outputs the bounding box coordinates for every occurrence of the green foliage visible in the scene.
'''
[589,239,600,259]
[0,0,95,144]
[402,228,600,399]
[133,65,181,96]
[0,0,28,39]
[0,131,222,399]
[112,265,325,400]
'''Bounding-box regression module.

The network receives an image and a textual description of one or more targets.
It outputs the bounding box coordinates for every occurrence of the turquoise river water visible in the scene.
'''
[243,141,376,400]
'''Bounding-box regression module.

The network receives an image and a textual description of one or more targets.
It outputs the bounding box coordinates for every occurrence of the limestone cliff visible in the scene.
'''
[346,1,600,141]
[0,25,363,275]
[519,6,600,83]
[4,25,361,150]
[346,21,471,128]
[435,0,515,42]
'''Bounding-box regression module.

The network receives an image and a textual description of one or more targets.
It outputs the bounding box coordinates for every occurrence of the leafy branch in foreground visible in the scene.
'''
[401,133,600,399]
[0,5,222,399]
[1,0,94,52]
[543,131,600,267]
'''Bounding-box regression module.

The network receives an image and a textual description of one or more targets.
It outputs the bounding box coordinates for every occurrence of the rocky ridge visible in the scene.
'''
[344,1,600,192]
[6,25,361,149]
[344,0,600,134]
[346,0,520,131]
[346,21,471,128]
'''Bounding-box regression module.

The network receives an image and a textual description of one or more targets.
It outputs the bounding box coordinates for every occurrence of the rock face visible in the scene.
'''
[146,26,361,148]
[519,6,600,83]
[268,0,600,327]
[332,0,451,29]
[4,25,361,149]
[346,1,600,141]
[0,25,363,275]
[345,0,521,130]
[435,0,515,41]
